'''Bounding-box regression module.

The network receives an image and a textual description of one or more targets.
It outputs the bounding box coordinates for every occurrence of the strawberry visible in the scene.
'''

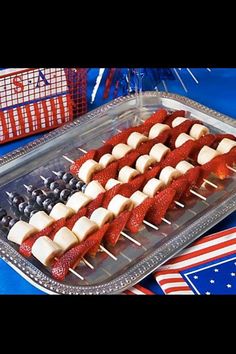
[104,210,131,246]
[146,187,176,225]
[202,153,234,180]
[143,109,168,125]
[135,130,170,156]
[92,161,118,186]
[122,175,146,197]
[161,140,196,168]
[19,225,53,258]
[102,184,121,209]
[185,166,201,190]
[164,110,186,126]
[143,164,161,181]
[70,150,96,175]
[66,207,87,230]
[105,126,143,146]
[118,150,140,169]
[170,176,189,203]
[52,231,102,281]
[49,218,67,240]
[126,198,154,233]
[211,133,236,149]
[86,192,105,218]
[94,144,113,161]
[87,223,110,257]
[168,120,201,149]
[190,134,216,160]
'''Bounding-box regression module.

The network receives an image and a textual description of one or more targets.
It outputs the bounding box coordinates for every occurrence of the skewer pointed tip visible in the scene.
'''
[120,231,141,246]
[227,165,236,173]
[40,175,46,182]
[203,179,218,189]
[23,184,29,190]
[5,191,11,197]
[190,189,207,201]
[62,155,75,164]
[143,219,159,230]
[78,147,88,154]
[52,171,58,176]
[99,245,117,261]
[161,217,171,225]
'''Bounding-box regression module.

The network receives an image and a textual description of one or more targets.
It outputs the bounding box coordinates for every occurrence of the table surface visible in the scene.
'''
[0,68,236,294]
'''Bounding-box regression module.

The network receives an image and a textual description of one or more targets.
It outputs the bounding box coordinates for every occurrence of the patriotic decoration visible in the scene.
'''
[125,227,236,295]
[0,68,87,144]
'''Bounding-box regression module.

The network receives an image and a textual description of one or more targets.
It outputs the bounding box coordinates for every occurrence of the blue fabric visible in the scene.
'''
[0,68,236,294]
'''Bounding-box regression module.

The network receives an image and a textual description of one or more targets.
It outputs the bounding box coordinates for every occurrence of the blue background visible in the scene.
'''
[0,68,236,294]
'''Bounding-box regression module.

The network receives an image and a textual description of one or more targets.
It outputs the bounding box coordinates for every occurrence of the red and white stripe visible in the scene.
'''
[124,284,154,295]
[154,227,236,294]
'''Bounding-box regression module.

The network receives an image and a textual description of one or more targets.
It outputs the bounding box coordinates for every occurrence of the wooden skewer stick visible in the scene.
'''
[227,165,236,173]
[203,178,218,189]
[174,201,184,208]
[99,245,117,260]
[54,257,84,280]
[190,189,207,201]
[78,147,88,154]
[120,231,141,246]
[161,217,171,225]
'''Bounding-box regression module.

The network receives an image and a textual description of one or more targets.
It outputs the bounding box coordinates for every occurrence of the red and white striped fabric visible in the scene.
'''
[124,284,154,295]
[154,227,236,294]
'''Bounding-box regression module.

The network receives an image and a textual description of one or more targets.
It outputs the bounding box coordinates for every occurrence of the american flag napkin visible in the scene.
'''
[124,227,236,295]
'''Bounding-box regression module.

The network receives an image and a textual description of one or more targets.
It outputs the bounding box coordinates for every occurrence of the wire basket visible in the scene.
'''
[0,68,87,144]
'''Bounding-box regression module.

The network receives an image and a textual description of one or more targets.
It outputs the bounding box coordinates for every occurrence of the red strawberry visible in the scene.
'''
[202,153,233,180]
[226,146,236,166]
[185,166,201,190]
[126,198,154,233]
[122,175,146,197]
[211,134,236,149]
[49,218,67,240]
[170,176,189,202]
[169,120,201,149]
[118,150,140,169]
[105,210,131,246]
[161,140,196,168]
[94,144,113,161]
[19,225,53,258]
[135,130,170,156]
[87,223,110,257]
[86,192,105,218]
[105,126,142,146]
[92,161,118,186]
[146,187,176,225]
[190,134,216,160]
[143,164,161,181]
[143,109,168,125]
[164,110,186,126]
[66,207,87,230]
[52,231,102,281]
[102,184,121,209]
[70,150,96,175]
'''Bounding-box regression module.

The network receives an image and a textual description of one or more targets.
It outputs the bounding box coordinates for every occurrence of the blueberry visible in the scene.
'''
[43,177,54,188]
[18,202,29,214]
[30,210,38,218]
[81,184,87,193]
[46,202,55,213]
[9,218,19,228]
[36,194,47,206]
[60,189,71,201]
[69,177,79,189]
[1,215,12,227]
[43,198,53,210]
[31,189,43,201]
[0,208,7,220]
[53,187,63,199]
[62,172,73,183]
[7,192,19,201]
[26,185,36,194]
[49,181,60,191]
[76,180,85,191]
[12,195,25,207]
[24,205,34,217]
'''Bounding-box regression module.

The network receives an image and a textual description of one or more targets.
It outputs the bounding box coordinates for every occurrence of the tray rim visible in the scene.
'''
[0,91,236,295]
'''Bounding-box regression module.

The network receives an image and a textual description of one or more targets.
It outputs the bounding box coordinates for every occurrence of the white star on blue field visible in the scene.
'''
[181,255,236,294]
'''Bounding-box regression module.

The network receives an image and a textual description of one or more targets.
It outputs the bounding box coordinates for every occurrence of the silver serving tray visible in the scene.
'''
[0,92,236,295]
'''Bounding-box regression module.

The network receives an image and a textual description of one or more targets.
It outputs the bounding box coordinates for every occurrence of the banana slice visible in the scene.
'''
[112,143,132,159]
[72,216,98,242]
[130,191,148,207]
[90,207,114,228]
[175,160,194,174]
[84,180,105,199]
[66,192,92,213]
[149,143,170,162]
[53,227,78,252]
[32,236,62,266]
[189,124,209,140]
[159,166,181,185]
[127,132,148,149]
[107,194,133,217]
[175,133,194,148]
[118,166,140,183]
[29,211,54,231]
[172,117,188,128]
[216,138,236,154]
[143,178,164,197]
[49,203,74,220]
[78,159,102,184]
[136,155,156,173]
[7,221,37,245]
[99,153,116,168]
[197,146,220,165]
[105,178,121,190]
[148,123,170,139]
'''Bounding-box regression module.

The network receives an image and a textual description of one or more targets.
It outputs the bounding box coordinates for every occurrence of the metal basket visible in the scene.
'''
[0,68,87,144]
